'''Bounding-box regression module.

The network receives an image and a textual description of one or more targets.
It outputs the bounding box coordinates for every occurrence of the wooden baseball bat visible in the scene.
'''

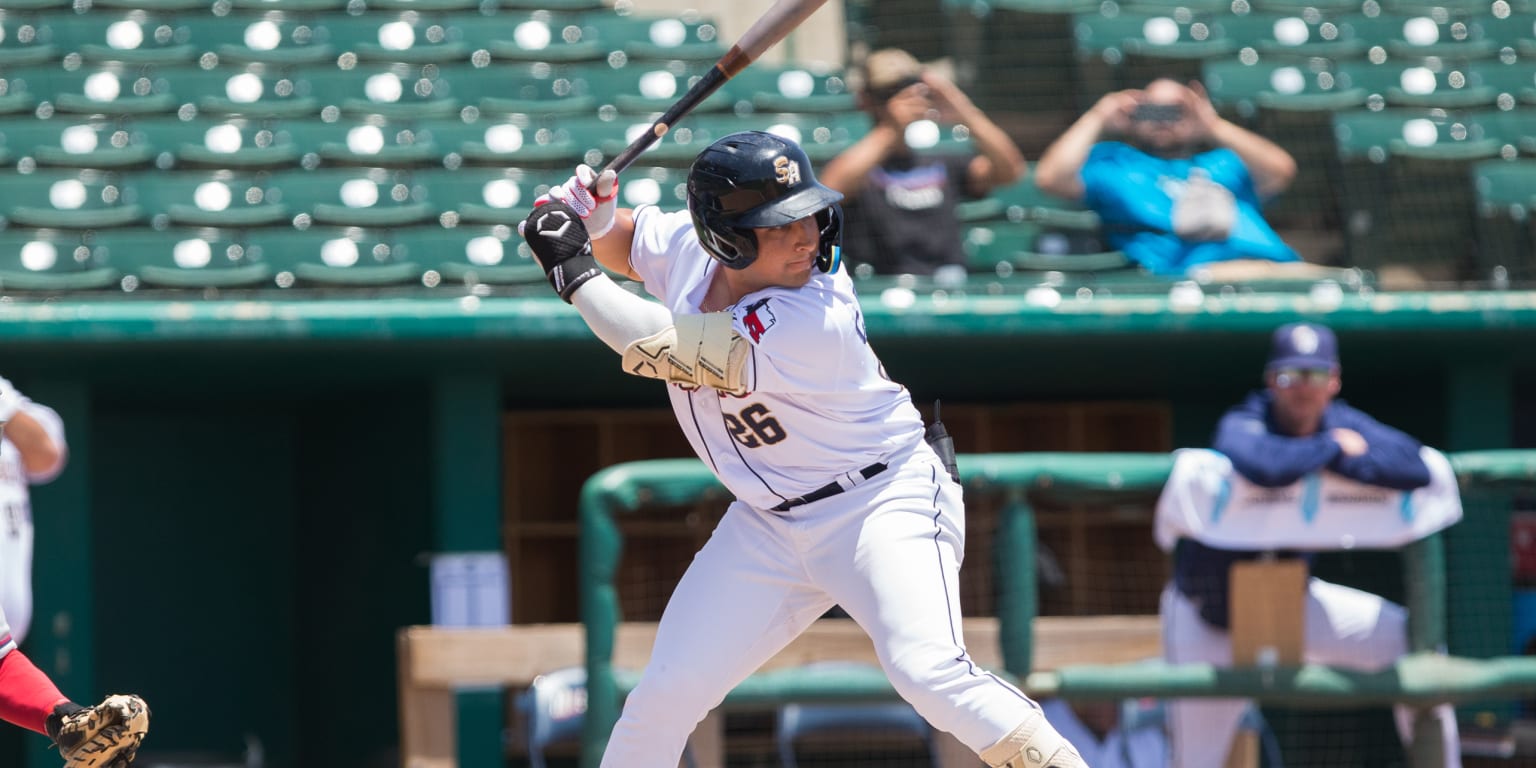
[597,0,832,178]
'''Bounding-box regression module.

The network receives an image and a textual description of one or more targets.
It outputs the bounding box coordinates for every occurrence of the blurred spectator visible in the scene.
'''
[1161,322,1461,767]
[820,48,1026,278]
[1039,698,1167,768]
[1033,78,1302,276]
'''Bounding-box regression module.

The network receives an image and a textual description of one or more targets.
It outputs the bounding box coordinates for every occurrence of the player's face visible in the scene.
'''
[747,215,821,289]
[1266,367,1340,433]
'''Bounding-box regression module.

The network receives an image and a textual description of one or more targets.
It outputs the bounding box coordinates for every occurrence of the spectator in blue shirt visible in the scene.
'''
[1033,78,1302,275]
[1162,322,1461,768]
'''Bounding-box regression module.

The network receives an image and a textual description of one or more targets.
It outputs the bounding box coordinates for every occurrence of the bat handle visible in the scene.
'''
[591,63,736,187]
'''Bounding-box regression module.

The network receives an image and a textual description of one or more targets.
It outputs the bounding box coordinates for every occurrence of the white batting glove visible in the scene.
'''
[542,165,618,239]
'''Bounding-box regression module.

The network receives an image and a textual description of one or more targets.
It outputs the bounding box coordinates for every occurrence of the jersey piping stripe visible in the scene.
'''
[925,464,1031,704]
[720,398,789,504]
[683,389,722,478]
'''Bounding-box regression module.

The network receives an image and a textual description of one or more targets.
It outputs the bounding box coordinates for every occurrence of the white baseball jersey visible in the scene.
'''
[0,401,67,648]
[602,205,1062,768]
[628,205,926,510]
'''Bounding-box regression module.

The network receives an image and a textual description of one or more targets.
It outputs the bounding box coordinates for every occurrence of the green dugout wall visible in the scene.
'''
[0,286,1528,766]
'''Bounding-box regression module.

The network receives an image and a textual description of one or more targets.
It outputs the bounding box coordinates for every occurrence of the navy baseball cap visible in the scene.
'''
[1266,322,1339,371]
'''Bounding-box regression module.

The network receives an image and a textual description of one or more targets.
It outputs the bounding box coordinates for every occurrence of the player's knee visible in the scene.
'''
[881,643,976,696]
[624,664,723,725]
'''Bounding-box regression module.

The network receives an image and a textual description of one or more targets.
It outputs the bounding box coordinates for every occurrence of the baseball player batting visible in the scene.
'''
[520,131,1086,768]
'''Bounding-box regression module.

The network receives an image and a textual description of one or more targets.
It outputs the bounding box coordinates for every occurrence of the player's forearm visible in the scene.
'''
[1033,114,1107,200]
[1209,119,1297,198]
[569,274,673,355]
[2,411,62,478]
[819,124,903,197]
[591,209,640,280]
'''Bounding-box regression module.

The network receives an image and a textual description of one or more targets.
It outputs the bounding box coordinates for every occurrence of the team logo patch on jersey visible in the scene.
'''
[773,156,801,186]
[738,298,777,342]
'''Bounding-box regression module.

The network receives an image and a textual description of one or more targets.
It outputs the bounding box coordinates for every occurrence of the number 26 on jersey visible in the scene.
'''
[724,404,787,448]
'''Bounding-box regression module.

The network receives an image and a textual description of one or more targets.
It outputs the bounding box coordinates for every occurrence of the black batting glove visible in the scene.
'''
[520,200,603,303]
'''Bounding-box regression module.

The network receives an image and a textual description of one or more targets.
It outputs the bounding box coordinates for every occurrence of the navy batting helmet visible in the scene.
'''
[686,131,844,272]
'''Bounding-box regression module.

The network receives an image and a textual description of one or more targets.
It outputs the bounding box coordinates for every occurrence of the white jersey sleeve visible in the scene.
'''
[16,401,66,484]
[628,205,713,309]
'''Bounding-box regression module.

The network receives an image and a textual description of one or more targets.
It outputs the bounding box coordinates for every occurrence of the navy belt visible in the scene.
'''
[771,462,888,512]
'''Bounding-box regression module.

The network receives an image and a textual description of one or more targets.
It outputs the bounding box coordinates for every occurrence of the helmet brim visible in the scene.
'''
[730,183,844,229]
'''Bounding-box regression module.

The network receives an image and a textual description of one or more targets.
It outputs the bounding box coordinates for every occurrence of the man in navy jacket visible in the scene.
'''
[1161,322,1461,767]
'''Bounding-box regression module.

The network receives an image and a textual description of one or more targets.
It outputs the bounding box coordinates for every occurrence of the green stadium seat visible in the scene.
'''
[277,167,439,227]
[594,113,759,167]
[1381,61,1501,108]
[494,0,606,10]
[2,169,145,228]
[344,14,474,65]
[956,176,1104,229]
[1106,12,1240,60]
[25,119,160,169]
[0,230,120,290]
[133,170,292,228]
[193,68,322,119]
[418,166,534,226]
[613,13,726,63]
[600,65,739,115]
[50,14,200,65]
[0,14,61,66]
[309,65,462,119]
[173,117,305,168]
[1471,157,1536,280]
[476,11,610,64]
[611,164,690,210]
[1217,12,1372,59]
[1383,13,1501,59]
[228,0,350,10]
[46,65,183,117]
[1333,108,1500,279]
[214,16,337,66]
[730,65,856,114]
[98,228,273,289]
[393,224,545,286]
[962,222,1128,275]
[91,0,218,10]
[366,0,484,11]
[455,63,600,117]
[0,70,41,116]
[243,226,425,287]
[312,117,446,166]
[0,0,72,11]
[1465,59,1536,105]
[452,114,592,167]
[1203,58,1369,115]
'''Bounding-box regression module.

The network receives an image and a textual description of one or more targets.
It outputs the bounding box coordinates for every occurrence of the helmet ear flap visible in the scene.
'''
[814,204,843,273]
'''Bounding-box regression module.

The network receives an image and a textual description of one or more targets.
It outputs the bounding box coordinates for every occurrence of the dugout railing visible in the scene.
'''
[577,450,1536,768]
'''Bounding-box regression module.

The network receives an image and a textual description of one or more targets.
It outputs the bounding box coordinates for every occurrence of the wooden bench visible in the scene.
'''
[396,614,1162,768]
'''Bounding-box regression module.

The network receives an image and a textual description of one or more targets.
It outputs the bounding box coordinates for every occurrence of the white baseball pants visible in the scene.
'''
[1162,581,1461,768]
[601,442,1042,767]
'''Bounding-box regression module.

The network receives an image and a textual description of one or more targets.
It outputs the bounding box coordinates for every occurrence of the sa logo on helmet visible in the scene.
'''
[773,155,801,186]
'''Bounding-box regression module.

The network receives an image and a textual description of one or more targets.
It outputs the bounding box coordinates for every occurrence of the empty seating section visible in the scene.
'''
[0,3,886,293]
[0,0,1532,290]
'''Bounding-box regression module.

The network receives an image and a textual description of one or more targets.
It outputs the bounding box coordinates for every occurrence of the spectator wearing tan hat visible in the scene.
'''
[820,47,1026,278]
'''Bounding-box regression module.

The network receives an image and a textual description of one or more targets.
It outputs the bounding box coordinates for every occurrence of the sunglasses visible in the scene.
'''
[1131,103,1186,123]
[868,75,924,103]
[1273,368,1333,388]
